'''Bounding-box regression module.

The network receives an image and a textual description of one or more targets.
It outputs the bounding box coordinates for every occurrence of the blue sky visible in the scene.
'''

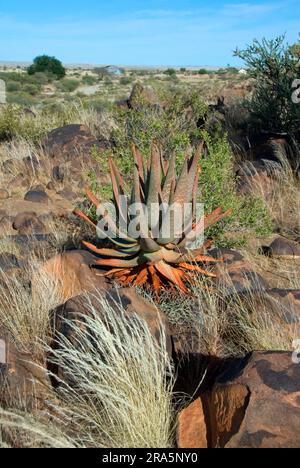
[0,0,299,66]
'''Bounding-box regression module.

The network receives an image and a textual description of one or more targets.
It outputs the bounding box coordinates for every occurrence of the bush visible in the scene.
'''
[82,75,97,86]
[164,68,177,77]
[28,55,66,80]
[198,69,208,75]
[111,86,207,172]
[6,81,22,93]
[33,72,50,85]
[23,84,40,96]
[119,77,132,86]
[199,131,273,245]
[59,79,80,93]
[234,35,300,134]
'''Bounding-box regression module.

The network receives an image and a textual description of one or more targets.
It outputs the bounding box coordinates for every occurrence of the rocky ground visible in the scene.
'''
[0,84,300,448]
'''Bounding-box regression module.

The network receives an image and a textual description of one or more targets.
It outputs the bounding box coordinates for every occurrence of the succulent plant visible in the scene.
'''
[74,143,231,295]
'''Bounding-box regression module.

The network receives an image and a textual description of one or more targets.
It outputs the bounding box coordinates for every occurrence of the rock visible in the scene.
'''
[177,351,300,448]
[9,173,30,193]
[13,212,45,235]
[50,288,172,384]
[24,190,50,204]
[31,184,45,192]
[56,189,78,202]
[0,189,9,200]
[268,236,300,259]
[225,288,300,337]
[46,181,55,191]
[128,83,160,109]
[43,124,108,162]
[177,398,208,449]
[52,165,65,183]
[0,253,22,272]
[22,155,41,173]
[0,331,50,409]
[39,250,110,302]
[210,248,269,294]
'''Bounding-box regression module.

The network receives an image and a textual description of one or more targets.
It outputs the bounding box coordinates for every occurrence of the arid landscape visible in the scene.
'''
[0,1,300,451]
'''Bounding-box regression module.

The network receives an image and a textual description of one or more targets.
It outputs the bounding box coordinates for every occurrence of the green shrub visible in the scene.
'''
[199,131,273,245]
[82,75,97,86]
[111,85,207,170]
[59,79,80,93]
[23,84,40,96]
[6,81,22,92]
[120,77,132,86]
[28,55,66,80]
[33,72,50,85]
[234,35,300,134]
[164,68,177,77]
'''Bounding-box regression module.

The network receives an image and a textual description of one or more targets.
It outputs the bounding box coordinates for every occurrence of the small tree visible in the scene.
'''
[28,55,66,80]
[164,68,177,77]
[234,35,300,134]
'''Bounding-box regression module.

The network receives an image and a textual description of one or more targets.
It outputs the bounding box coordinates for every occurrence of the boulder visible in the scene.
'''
[13,212,46,235]
[128,83,160,109]
[227,288,300,338]
[210,248,269,294]
[177,351,300,448]
[39,250,110,302]
[43,124,108,162]
[0,331,50,409]
[50,287,172,384]
[56,189,78,202]
[268,236,300,259]
[24,190,50,204]
[52,165,65,183]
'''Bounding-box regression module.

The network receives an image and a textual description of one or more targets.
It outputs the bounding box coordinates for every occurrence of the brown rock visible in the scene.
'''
[39,250,110,302]
[24,190,50,204]
[177,398,208,449]
[177,352,300,448]
[12,212,45,235]
[43,124,108,162]
[50,287,172,384]
[211,248,269,293]
[268,236,300,259]
[0,189,9,200]
[0,331,50,409]
[46,181,55,191]
[57,189,78,202]
[129,83,160,109]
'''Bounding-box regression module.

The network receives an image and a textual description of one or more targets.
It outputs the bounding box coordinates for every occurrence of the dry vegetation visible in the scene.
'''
[0,292,175,448]
[0,57,299,447]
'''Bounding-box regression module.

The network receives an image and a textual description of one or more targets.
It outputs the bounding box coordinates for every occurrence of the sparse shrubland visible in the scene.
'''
[0,46,300,448]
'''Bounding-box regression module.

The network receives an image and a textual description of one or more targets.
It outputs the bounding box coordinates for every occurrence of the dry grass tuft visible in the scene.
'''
[0,291,176,448]
[0,255,63,357]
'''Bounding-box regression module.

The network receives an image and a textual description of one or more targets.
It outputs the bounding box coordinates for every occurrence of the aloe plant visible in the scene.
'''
[74,143,231,295]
